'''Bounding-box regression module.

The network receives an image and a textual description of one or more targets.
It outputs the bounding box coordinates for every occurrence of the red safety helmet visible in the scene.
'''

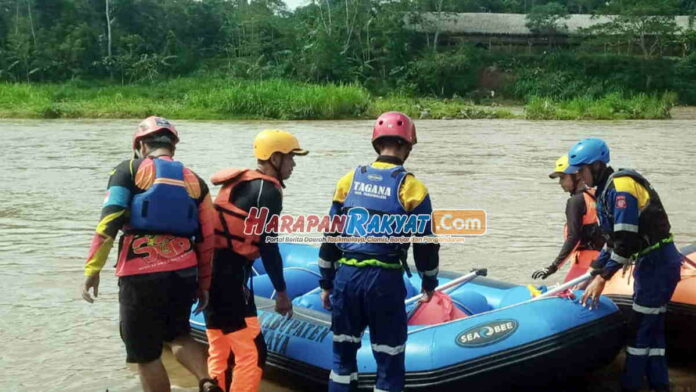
[132,116,179,150]
[371,111,417,152]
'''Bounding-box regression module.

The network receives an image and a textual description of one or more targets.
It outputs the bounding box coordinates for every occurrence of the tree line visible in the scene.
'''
[1,0,695,102]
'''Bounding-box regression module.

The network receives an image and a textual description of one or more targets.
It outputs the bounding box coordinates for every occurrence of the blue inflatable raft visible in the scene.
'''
[190,244,625,391]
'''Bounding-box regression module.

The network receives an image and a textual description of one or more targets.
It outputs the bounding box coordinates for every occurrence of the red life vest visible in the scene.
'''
[211,168,282,260]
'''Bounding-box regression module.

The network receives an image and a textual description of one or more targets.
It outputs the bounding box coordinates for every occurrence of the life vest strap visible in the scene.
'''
[338,257,403,269]
[631,235,674,261]
[214,229,260,246]
[214,204,248,219]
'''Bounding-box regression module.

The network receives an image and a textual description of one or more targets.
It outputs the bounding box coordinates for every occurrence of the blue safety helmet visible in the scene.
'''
[566,137,610,173]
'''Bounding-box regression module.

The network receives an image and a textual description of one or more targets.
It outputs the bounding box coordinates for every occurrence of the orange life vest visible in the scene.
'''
[581,189,598,226]
[211,168,282,260]
[563,189,599,243]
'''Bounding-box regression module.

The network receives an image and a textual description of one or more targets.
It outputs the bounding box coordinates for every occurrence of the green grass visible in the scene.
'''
[0,78,676,120]
[0,78,371,120]
[369,96,516,120]
[524,92,677,120]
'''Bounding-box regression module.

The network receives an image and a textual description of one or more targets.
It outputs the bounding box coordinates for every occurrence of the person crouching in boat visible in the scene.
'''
[204,130,307,392]
[576,138,682,392]
[318,112,440,392]
[81,116,220,392]
[532,154,605,282]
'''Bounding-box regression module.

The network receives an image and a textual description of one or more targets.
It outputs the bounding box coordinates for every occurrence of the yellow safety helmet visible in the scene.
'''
[549,154,575,179]
[253,129,309,160]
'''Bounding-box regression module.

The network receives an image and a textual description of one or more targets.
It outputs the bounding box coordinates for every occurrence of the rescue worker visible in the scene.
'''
[81,116,221,392]
[532,155,604,282]
[204,129,308,392]
[319,112,440,392]
[575,138,681,392]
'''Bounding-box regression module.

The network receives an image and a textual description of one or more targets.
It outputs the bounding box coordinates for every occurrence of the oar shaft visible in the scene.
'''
[533,272,593,300]
[404,268,487,305]
[683,254,696,269]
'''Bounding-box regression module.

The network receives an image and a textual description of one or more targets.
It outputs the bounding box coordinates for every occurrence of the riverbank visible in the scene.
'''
[159,347,696,392]
[0,78,677,120]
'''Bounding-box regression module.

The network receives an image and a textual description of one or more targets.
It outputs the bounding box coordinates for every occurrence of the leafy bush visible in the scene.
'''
[525,92,676,120]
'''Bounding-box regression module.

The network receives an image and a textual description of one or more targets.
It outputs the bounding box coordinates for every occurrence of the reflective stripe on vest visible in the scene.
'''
[599,168,672,251]
[211,168,281,260]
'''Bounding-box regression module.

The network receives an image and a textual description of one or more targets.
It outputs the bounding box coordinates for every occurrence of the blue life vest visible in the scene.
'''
[129,158,199,237]
[337,165,410,260]
[597,168,671,247]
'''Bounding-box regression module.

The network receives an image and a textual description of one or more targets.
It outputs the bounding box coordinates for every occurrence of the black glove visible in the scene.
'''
[531,264,558,280]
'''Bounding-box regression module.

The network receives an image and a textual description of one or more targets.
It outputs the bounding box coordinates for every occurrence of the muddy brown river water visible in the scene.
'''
[0,119,694,391]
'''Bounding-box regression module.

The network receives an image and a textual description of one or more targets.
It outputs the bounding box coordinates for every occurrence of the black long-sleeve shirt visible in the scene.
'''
[232,178,286,292]
[552,191,586,267]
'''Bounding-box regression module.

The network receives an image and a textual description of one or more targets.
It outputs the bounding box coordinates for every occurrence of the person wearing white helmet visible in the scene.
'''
[81,116,219,392]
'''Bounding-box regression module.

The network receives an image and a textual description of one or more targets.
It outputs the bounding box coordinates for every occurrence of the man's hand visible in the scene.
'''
[193,290,209,315]
[275,290,293,317]
[532,264,558,280]
[581,275,607,309]
[321,289,332,310]
[419,289,435,303]
[82,273,100,303]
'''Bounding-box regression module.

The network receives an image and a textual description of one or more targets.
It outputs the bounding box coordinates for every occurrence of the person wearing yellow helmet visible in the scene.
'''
[532,155,604,282]
[203,129,307,392]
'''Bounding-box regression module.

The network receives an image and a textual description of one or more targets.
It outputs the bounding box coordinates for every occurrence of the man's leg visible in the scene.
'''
[622,251,680,392]
[206,329,234,392]
[646,249,681,391]
[646,312,669,391]
[366,268,407,392]
[120,275,170,392]
[620,307,655,391]
[165,270,210,382]
[227,316,266,392]
[138,359,171,392]
[329,266,366,392]
[169,334,210,381]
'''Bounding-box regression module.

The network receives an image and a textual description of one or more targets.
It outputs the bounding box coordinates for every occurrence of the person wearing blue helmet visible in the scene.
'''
[571,138,681,392]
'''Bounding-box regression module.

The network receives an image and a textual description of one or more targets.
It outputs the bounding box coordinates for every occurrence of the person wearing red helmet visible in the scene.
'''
[81,116,222,392]
[318,112,440,392]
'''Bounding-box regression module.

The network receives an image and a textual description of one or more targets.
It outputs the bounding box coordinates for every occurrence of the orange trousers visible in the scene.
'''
[564,249,600,282]
[206,317,267,392]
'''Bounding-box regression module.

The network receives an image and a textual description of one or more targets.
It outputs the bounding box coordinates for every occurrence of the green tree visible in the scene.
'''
[526,2,570,47]
[583,0,682,59]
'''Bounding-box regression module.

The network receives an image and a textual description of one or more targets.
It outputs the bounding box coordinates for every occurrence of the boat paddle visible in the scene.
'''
[683,254,696,269]
[404,268,488,305]
[532,272,592,301]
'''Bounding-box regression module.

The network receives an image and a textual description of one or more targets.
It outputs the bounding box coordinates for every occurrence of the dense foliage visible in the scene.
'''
[1,0,695,102]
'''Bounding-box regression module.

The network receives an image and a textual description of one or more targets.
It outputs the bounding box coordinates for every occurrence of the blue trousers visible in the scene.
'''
[328,265,407,392]
[621,243,682,391]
